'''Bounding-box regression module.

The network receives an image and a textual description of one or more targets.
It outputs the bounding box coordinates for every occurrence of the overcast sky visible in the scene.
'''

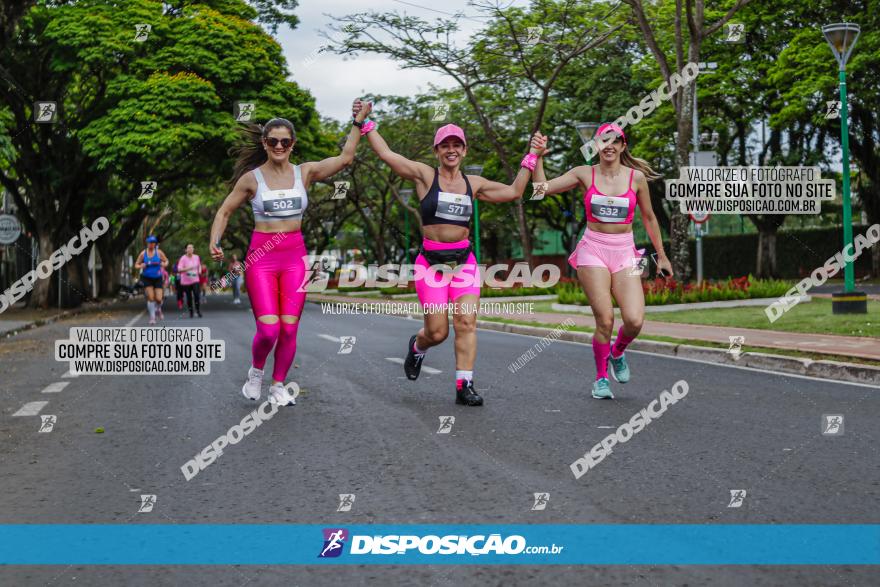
[273,0,514,120]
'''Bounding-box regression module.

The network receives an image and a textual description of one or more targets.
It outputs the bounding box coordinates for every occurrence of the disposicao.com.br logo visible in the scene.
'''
[318,529,563,558]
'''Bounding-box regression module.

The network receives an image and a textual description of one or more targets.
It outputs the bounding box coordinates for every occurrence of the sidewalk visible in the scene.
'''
[499,310,880,362]
[308,293,880,362]
[0,301,116,338]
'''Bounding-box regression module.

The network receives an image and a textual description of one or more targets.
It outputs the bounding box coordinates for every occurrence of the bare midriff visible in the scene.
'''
[254,218,302,233]
[586,221,633,235]
[423,224,470,243]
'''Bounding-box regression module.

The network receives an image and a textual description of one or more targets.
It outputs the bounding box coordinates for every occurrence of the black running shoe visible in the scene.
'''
[404,334,424,380]
[455,380,483,406]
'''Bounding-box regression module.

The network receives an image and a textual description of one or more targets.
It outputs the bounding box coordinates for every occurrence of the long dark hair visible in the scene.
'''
[228,118,296,188]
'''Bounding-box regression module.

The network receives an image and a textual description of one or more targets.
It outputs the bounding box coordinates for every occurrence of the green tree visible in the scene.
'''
[327,0,622,268]
[0,0,323,307]
[535,32,664,266]
[622,0,755,279]
[765,0,879,276]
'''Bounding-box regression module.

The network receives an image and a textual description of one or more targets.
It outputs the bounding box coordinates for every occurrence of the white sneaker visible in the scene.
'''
[268,382,297,406]
[241,366,263,400]
[233,299,241,304]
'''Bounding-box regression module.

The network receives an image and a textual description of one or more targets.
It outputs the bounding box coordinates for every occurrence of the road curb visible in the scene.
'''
[1,299,118,339]
[806,360,880,385]
[552,295,811,315]
[474,319,880,386]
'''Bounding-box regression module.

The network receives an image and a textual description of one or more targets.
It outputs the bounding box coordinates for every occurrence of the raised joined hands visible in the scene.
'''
[352,99,373,123]
[530,132,548,156]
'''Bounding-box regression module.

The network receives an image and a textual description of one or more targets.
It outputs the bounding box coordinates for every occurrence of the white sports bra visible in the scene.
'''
[250,164,308,222]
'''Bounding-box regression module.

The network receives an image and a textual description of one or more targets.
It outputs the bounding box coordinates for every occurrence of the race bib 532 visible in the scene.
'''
[590,194,629,223]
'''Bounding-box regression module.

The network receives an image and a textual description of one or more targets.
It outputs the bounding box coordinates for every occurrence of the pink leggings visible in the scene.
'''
[414,238,481,305]
[245,230,308,382]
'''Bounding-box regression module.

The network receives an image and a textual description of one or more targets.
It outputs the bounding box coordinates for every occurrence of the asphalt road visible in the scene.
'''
[1,294,877,586]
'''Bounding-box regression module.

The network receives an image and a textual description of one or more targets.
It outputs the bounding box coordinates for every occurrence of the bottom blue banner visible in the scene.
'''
[0,525,877,565]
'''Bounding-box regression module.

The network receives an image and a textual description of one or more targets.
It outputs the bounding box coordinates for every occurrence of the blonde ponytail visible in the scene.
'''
[620,149,661,181]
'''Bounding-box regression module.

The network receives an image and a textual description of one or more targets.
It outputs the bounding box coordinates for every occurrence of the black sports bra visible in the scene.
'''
[419,168,474,228]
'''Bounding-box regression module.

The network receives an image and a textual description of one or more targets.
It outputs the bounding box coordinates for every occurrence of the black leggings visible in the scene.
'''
[181,284,200,313]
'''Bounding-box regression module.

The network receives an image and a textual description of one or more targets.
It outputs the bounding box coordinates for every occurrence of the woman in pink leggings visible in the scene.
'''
[353,99,544,406]
[532,124,672,399]
[209,105,372,405]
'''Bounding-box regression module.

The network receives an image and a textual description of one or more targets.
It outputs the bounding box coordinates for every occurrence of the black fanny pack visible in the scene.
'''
[419,243,473,269]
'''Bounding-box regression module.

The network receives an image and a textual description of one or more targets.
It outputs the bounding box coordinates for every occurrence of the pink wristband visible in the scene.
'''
[360,120,376,135]
[521,152,538,171]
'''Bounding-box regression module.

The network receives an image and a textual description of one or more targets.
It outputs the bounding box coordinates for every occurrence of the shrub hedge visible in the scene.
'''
[638,225,874,279]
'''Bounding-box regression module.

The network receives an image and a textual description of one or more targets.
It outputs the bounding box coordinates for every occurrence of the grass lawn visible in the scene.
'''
[537,297,879,338]
[644,298,879,338]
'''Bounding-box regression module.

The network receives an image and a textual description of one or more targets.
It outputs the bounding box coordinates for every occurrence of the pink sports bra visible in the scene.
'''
[584,166,637,224]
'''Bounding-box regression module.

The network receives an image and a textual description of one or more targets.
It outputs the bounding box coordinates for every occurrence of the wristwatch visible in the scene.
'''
[352,118,364,128]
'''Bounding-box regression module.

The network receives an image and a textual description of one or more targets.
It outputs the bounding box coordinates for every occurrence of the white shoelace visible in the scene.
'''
[270,384,294,404]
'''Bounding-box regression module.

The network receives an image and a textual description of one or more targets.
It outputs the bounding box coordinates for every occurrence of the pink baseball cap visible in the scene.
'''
[595,122,626,144]
[433,124,467,147]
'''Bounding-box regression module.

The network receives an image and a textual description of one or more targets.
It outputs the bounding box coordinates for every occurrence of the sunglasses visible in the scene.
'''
[265,137,293,149]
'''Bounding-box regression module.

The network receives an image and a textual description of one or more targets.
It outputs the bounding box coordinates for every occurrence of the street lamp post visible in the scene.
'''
[399,188,414,264]
[691,62,718,284]
[464,165,483,263]
[575,122,601,164]
[822,22,866,314]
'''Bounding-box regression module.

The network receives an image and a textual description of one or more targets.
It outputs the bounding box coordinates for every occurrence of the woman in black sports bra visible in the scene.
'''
[352,99,544,407]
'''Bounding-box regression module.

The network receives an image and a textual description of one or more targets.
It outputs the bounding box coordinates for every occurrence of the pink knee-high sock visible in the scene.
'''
[272,321,300,382]
[593,338,611,380]
[252,321,280,370]
[612,326,637,358]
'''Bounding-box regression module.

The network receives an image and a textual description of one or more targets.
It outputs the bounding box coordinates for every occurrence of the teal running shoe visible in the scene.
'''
[591,377,614,399]
[608,351,630,384]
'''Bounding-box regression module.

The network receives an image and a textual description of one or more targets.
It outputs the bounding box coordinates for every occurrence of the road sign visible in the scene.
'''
[0,214,21,244]
[689,210,710,224]
[689,150,718,166]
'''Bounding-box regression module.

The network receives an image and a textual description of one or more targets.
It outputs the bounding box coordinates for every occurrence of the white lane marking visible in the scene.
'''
[597,426,616,429]
[13,401,49,416]
[384,357,441,374]
[41,382,69,394]
[125,310,146,327]
[61,370,79,378]
[317,334,340,343]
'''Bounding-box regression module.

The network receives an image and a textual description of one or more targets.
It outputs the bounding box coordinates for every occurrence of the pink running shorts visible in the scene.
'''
[568,229,646,274]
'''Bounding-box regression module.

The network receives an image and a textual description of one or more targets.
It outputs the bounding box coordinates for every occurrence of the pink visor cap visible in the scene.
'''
[434,124,467,147]
[595,122,626,145]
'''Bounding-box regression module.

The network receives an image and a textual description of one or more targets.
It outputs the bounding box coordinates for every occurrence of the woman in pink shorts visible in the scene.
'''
[209,103,371,406]
[532,123,672,399]
[353,99,544,406]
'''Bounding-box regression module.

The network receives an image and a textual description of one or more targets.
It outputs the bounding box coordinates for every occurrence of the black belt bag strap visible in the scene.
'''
[419,243,473,269]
